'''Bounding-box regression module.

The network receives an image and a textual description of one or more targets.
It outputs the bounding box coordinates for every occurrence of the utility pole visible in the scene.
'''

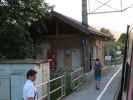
[81,0,89,73]
[82,0,88,26]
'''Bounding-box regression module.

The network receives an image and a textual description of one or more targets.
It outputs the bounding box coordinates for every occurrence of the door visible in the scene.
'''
[0,77,10,100]
[57,49,64,68]
[11,75,25,100]
[72,49,81,70]
[64,49,72,71]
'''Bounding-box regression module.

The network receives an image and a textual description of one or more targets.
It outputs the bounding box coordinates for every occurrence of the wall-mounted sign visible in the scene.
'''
[105,56,112,61]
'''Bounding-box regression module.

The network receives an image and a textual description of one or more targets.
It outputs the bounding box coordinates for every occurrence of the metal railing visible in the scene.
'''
[71,67,84,90]
[36,75,65,100]
[36,67,84,100]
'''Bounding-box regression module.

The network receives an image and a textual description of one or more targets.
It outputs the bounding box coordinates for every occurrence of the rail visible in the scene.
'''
[36,75,65,100]
[36,67,84,100]
[71,67,84,90]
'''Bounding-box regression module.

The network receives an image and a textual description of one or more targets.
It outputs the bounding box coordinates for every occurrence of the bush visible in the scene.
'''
[0,23,34,59]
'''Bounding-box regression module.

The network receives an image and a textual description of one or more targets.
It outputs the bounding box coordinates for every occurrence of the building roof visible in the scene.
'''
[51,11,111,39]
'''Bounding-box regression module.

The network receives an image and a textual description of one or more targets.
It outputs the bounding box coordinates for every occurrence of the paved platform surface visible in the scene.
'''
[64,65,122,100]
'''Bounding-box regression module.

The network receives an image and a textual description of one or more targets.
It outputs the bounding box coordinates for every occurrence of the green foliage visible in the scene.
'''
[0,23,34,59]
[104,40,117,58]
[116,33,126,54]
[100,27,114,39]
[0,0,50,59]
[65,72,72,95]
[0,0,49,27]
[117,33,126,43]
[100,28,112,35]
[100,28,117,58]
[50,79,62,100]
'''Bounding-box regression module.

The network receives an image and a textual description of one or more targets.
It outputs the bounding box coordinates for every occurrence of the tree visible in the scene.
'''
[100,28,112,35]
[117,33,126,54]
[117,33,126,43]
[0,0,50,27]
[0,23,33,59]
[100,28,114,39]
[0,0,50,59]
[100,28,117,58]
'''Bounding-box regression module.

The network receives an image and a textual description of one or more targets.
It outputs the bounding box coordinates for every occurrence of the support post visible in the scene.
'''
[82,0,88,26]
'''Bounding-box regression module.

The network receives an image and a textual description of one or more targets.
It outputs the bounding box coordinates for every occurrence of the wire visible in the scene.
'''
[122,3,133,12]
[88,10,122,14]
[93,0,113,12]
[120,0,122,11]
[87,0,133,15]
[88,0,91,14]
[95,0,119,11]
[88,4,133,15]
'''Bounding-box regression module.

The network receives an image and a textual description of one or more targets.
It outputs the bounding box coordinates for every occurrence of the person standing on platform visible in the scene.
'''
[23,69,38,100]
[94,58,102,90]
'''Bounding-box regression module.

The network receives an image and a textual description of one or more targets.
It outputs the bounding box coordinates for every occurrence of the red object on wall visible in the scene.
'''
[47,49,57,71]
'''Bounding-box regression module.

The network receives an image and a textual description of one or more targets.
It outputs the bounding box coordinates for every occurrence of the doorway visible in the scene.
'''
[11,74,25,100]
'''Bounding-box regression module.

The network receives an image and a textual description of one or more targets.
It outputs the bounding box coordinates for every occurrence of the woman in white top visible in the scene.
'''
[23,69,38,100]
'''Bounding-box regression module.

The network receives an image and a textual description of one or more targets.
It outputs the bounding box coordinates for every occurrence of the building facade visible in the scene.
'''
[30,11,110,74]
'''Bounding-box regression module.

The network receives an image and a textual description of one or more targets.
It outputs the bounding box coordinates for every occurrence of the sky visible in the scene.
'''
[46,0,133,39]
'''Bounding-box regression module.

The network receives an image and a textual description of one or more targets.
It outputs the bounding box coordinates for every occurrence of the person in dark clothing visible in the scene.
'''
[94,58,102,90]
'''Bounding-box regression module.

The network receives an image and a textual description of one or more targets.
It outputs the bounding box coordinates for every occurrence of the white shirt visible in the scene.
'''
[23,80,38,100]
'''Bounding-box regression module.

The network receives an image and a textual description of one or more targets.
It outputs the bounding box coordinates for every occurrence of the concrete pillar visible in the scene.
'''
[82,0,88,26]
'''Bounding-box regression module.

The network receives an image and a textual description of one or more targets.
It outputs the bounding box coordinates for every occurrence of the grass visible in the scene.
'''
[71,75,83,90]
[65,72,72,96]
[50,89,62,100]
[49,72,83,100]
[50,78,62,100]
[50,73,72,100]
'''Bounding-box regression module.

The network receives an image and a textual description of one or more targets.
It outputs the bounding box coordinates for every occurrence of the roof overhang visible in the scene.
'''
[51,11,111,40]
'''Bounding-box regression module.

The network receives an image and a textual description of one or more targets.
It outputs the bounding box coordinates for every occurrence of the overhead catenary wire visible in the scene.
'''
[93,0,113,12]
[95,0,119,11]
[87,0,133,15]
[88,0,91,14]
[120,0,122,11]
[122,3,133,12]
[88,10,124,14]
